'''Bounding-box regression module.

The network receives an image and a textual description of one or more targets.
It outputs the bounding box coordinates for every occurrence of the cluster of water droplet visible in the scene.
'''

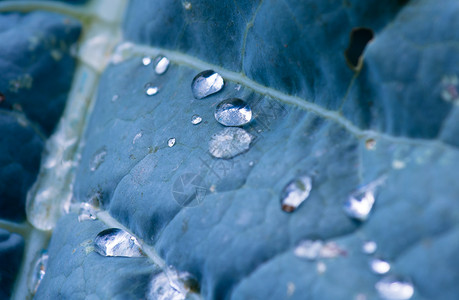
[141,55,171,97]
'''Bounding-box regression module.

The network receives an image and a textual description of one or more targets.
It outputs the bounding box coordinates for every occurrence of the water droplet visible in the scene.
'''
[93,228,143,257]
[343,186,375,221]
[154,56,170,75]
[89,147,107,172]
[191,70,224,99]
[147,267,199,300]
[235,84,241,91]
[375,276,414,300]
[28,251,48,294]
[249,161,254,167]
[142,56,152,66]
[78,202,98,222]
[370,258,391,275]
[191,114,202,125]
[294,240,345,260]
[317,261,327,274]
[362,241,377,254]
[111,94,119,102]
[214,98,252,126]
[280,176,312,212]
[145,83,159,96]
[168,138,176,147]
[365,138,376,150]
[133,132,143,144]
[182,0,192,10]
[208,127,252,159]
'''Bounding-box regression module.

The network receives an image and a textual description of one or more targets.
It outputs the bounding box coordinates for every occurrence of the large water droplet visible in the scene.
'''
[294,240,345,260]
[89,147,107,172]
[343,187,375,221]
[147,267,199,300]
[191,70,224,99]
[370,258,391,275]
[78,202,98,222]
[375,276,414,300]
[168,138,176,147]
[93,228,143,257]
[362,240,377,254]
[208,127,252,159]
[154,56,170,75]
[214,98,252,126]
[145,83,159,96]
[29,251,48,294]
[280,176,312,212]
[191,114,202,125]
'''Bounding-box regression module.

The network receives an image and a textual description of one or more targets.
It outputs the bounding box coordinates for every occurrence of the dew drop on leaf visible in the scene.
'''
[280,176,312,212]
[370,258,391,275]
[154,56,170,75]
[145,83,159,96]
[168,138,176,147]
[142,56,152,66]
[343,186,375,221]
[93,228,144,257]
[214,98,252,126]
[147,267,199,300]
[89,147,107,172]
[191,70,224,99]
[28,251,48,294]
[78,202,98,222]
[362,240,377,254]
[208,127,252,159]
[191,114,202,125]
[375,276,414,300]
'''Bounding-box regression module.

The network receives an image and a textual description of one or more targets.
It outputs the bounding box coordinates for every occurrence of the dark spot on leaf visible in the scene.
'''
[0,93,5,104]
[345,28,374,71]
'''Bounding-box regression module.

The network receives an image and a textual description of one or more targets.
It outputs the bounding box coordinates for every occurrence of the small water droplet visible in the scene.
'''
[142,56,152,66]
[191,114,202,125]
[111,94,119,102]
[208,127,252,159]
[375,276,414,300]
[370,258,391,274]
[154,56,170,75]
[235,84,241,91]
[133,132,143,144]
[365,138,376,150]
[147,267,199,300]
[317,261,327,274]
[78,202,98,222]
[145,83,159,96]
[28,251,48,294]
[89,147,107,172]
[214,98,252,126]
[168,138,176,147]
[93,228,143,257]
[280,176,312,212]
[343,186,375,221]
[362,241,377,254]
[191,70,224,99]
[182,0,192,10]
[249,161,254,167]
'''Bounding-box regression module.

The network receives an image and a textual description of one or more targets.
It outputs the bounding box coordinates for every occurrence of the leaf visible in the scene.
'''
[3,0,459,300]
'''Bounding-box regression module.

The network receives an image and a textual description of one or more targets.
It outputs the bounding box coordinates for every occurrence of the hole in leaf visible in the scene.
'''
[345,27,374,71]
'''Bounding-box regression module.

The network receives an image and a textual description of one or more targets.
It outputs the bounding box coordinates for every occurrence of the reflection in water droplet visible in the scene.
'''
[93,228,143,257]
[375,276,414,300]
[362,241,377,254]
[89,147,107,172]
[191,114,202,125]
[343,186,375,221]
[208,127,252,159]
[29,251,48,294]
[214,98,252,126]
[370,258,391,275]
[142,56,152,66]
[78,202,98,222]
[191,70,224,99]
[147,267,199,300]
[294,240,345,260]
[145,83,159,96]
[168,138,176,147]
[154,56,170,75]
[280,176,312,212]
